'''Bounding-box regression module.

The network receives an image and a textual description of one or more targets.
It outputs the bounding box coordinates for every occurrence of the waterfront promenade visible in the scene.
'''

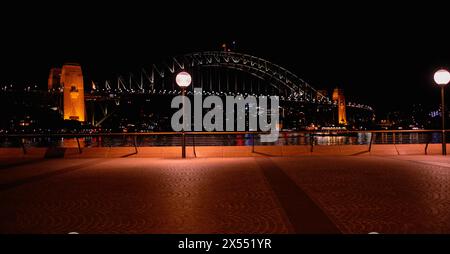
[1,150,450,233]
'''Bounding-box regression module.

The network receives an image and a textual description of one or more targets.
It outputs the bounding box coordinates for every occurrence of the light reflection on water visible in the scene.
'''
[0,132,444,148]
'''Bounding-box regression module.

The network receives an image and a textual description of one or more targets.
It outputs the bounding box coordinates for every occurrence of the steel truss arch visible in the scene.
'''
[155,51,329,103]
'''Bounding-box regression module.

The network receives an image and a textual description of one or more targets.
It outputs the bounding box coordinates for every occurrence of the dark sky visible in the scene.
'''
[1,2,450,116]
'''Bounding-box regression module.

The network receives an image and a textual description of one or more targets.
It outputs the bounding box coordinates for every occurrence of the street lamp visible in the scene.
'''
[434,68,450,155]
[175,71,192,158]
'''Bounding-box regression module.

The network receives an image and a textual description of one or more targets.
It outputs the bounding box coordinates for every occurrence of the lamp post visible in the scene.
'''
[434,69,450,155]
[175,71,192,158]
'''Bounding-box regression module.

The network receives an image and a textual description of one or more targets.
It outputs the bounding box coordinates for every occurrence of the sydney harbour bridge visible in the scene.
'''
[1,51,374,132]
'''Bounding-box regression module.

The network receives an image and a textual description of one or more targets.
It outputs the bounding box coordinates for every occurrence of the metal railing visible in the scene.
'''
[0,129,448,156]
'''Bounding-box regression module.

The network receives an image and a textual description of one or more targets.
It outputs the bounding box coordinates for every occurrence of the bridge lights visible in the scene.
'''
[176,71,192,158]
[434,68,450,155]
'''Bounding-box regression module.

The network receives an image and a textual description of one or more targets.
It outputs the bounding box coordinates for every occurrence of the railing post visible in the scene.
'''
[181,132,186,158]
[252,133,255,153]
[192,133,197,158]
[443,129,447,156]
[134,135,138,154]
[19,137,27,155]
[76,137,82,154]
[310,133,314,153]
[425,132,431,155]
[368,132,374,152]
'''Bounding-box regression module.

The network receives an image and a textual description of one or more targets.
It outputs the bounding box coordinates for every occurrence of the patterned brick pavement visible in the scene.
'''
[1,155,450,233]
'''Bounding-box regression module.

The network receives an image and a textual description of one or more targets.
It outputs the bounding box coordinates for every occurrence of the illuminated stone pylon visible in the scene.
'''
[61,63,85,122]
[48,68,61,90]
[332,88,347,125]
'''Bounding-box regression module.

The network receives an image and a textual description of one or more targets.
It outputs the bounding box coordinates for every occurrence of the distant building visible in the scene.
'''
[377,119,394,129]
[332,88,347,125]
[48,68,61,90]
[61,63,86,122]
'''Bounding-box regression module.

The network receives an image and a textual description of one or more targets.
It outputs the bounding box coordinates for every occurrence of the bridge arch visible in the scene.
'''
[161,51,329,103]
[87,51,374,128]
[94,51,330,103]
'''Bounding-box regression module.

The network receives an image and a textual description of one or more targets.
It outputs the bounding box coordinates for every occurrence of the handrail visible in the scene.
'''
[0,129,448,138]
[1,129,446,157]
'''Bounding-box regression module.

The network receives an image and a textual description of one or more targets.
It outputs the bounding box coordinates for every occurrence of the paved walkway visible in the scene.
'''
[1,156,450,233]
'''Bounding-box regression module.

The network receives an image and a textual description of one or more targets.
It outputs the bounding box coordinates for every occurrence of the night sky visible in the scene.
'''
[1,2,449,116]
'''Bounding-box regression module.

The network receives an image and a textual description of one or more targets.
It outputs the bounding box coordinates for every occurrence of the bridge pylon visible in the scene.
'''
[332,88,347,125]
[61,63,86,122]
